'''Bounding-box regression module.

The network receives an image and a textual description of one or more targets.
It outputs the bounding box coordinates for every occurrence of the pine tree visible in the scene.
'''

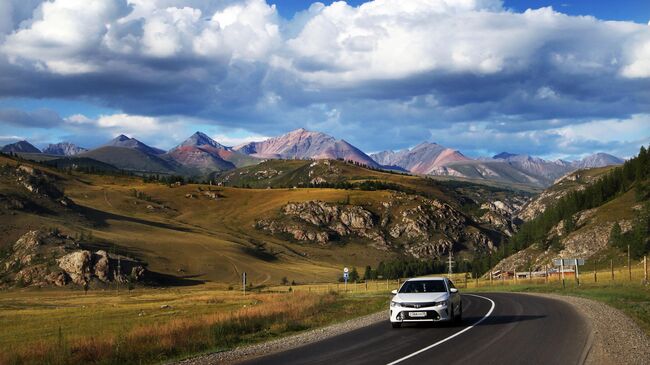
[349,267,360,282]
[609,222,622,248]
[363,265,373,280]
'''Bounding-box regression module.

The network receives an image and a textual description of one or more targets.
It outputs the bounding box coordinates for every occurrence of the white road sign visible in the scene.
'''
[553,259,585,266]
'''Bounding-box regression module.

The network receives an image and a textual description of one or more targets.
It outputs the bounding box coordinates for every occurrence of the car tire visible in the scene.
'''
[455,302,463,323]
[391,322,401,328]
[449,304,455,323]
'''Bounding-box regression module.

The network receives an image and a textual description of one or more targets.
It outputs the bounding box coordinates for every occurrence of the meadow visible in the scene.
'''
[0,284,390,365]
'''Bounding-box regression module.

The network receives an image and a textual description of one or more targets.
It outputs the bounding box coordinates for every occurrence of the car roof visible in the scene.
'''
[405,276,446,281]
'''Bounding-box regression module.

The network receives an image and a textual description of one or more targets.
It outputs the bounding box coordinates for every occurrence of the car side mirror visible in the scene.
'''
[391,289,398,295]
[450,288,458,293]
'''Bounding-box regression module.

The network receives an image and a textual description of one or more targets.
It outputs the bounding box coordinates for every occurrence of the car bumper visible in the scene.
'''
[389,305,451,323]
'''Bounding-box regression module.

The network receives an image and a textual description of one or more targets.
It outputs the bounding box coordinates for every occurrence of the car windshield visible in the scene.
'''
[399,280,447,293]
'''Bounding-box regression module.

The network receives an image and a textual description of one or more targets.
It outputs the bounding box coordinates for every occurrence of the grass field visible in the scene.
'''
[1,154,402,284]
[0,285,390,365]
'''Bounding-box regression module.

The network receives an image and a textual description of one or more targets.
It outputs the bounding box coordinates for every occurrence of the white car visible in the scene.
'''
[389,277,462,328]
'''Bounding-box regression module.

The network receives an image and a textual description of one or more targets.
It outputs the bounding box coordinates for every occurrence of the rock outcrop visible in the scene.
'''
[0,230,147,288]
[256,194,502,259]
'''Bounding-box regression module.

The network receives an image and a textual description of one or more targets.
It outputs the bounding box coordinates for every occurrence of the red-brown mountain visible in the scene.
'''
[234,128,380,168]
[165,132,257,171]
[371,142,470,174]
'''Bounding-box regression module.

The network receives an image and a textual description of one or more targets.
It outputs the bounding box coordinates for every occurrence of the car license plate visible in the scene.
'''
[409,311,426,318]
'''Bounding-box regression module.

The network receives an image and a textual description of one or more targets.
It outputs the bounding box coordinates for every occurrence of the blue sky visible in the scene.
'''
[0,0,648,160]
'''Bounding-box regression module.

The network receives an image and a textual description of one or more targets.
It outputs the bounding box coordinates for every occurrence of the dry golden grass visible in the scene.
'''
[0,287,389,365]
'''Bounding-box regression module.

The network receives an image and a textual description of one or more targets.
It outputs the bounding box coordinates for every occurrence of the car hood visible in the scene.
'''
[393,292,449,303]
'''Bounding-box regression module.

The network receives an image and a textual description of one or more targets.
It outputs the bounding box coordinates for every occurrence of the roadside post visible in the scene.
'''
[643,255,648,284]
[343,267,349,292]
[243,272,247,296]
[545,265,549,284]
[628,245,632,281]
[554,258,584,288]
[560,259,566,289]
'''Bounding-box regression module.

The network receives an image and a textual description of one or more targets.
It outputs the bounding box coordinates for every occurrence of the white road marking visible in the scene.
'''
[386,294,496,365]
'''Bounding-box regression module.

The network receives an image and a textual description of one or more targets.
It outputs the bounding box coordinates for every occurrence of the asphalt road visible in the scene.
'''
[241,293,591,365]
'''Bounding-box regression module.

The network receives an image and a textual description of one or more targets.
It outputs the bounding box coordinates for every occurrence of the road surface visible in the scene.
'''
[241,293,591,365]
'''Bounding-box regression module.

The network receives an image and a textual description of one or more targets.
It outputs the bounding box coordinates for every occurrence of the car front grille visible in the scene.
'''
[400,302,437,308]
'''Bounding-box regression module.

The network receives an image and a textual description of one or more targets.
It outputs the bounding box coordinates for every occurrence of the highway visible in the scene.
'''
[241,293,591,365]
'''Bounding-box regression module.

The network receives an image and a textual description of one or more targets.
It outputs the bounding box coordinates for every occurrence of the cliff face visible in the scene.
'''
[256,192,514,259]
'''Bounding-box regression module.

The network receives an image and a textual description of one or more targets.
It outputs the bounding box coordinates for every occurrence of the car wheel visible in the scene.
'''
[391,322,401,328]
[449,304,455,323]
[455,302,463,323]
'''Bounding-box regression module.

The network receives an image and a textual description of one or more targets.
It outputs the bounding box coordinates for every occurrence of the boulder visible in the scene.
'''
[57,250,92,285]
[93,250,111,282]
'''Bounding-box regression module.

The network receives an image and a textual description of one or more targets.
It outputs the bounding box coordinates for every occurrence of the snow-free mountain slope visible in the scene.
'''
[1,141,41,154]
[235,128,379,167]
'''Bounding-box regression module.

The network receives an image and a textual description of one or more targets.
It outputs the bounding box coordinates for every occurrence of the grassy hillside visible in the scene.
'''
[212,159,535,209]
[489,146,650,274]
[0,155,532,285]
[79,147,180,174]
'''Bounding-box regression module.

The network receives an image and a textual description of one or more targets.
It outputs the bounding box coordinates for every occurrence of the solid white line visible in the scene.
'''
[386,294,496,365]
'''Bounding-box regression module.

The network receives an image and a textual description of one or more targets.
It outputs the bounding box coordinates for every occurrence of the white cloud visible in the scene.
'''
[2,0,129,74]
[2,0,279,74]
[282,3,647,86]
[212,133,270,147]
[621,35,650,78]
[554,114,650,143]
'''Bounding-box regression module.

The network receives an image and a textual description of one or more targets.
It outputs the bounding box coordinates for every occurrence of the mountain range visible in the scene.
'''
[371,145,624,187]
[0,129,625,187]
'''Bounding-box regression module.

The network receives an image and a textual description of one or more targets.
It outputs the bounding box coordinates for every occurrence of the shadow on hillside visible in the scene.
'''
[74,204,193,232]
[145,271,206,287]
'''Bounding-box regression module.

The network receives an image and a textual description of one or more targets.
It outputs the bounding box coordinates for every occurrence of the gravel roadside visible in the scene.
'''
[175,311,387,365]
[525,293,650,365]
[176,293,650,365]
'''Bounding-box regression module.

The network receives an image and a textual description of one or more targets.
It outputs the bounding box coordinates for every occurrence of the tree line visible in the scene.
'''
[473,145,650,275]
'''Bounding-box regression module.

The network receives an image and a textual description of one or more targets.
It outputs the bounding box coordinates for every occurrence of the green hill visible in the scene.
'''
[79,146,180,174]
[489,146,650,275]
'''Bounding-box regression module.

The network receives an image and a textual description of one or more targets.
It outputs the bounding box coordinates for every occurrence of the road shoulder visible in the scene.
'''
[175,311,386,365]
[524,293,650,365]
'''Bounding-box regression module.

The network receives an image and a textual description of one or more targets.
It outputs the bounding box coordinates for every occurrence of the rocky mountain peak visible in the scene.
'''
[103,134,165,155]
[43,142,88,156]
[1,140,41,154]
[177,131,227,150]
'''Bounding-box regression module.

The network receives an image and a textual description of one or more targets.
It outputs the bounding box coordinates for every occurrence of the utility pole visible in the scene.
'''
[447,250,454,278]
[117,255,121,294]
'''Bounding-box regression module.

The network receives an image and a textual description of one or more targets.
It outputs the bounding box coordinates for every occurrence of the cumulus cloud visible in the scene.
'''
[0,0,648,158]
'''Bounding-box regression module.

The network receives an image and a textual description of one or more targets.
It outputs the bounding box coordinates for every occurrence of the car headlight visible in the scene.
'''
[433,300,447,307]
[390,301,402,307]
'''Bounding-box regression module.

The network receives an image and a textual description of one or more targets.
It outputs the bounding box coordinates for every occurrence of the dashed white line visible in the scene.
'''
[386,294,496,365]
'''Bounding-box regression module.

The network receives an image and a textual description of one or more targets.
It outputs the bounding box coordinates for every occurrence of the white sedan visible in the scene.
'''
[389,277,462,328]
